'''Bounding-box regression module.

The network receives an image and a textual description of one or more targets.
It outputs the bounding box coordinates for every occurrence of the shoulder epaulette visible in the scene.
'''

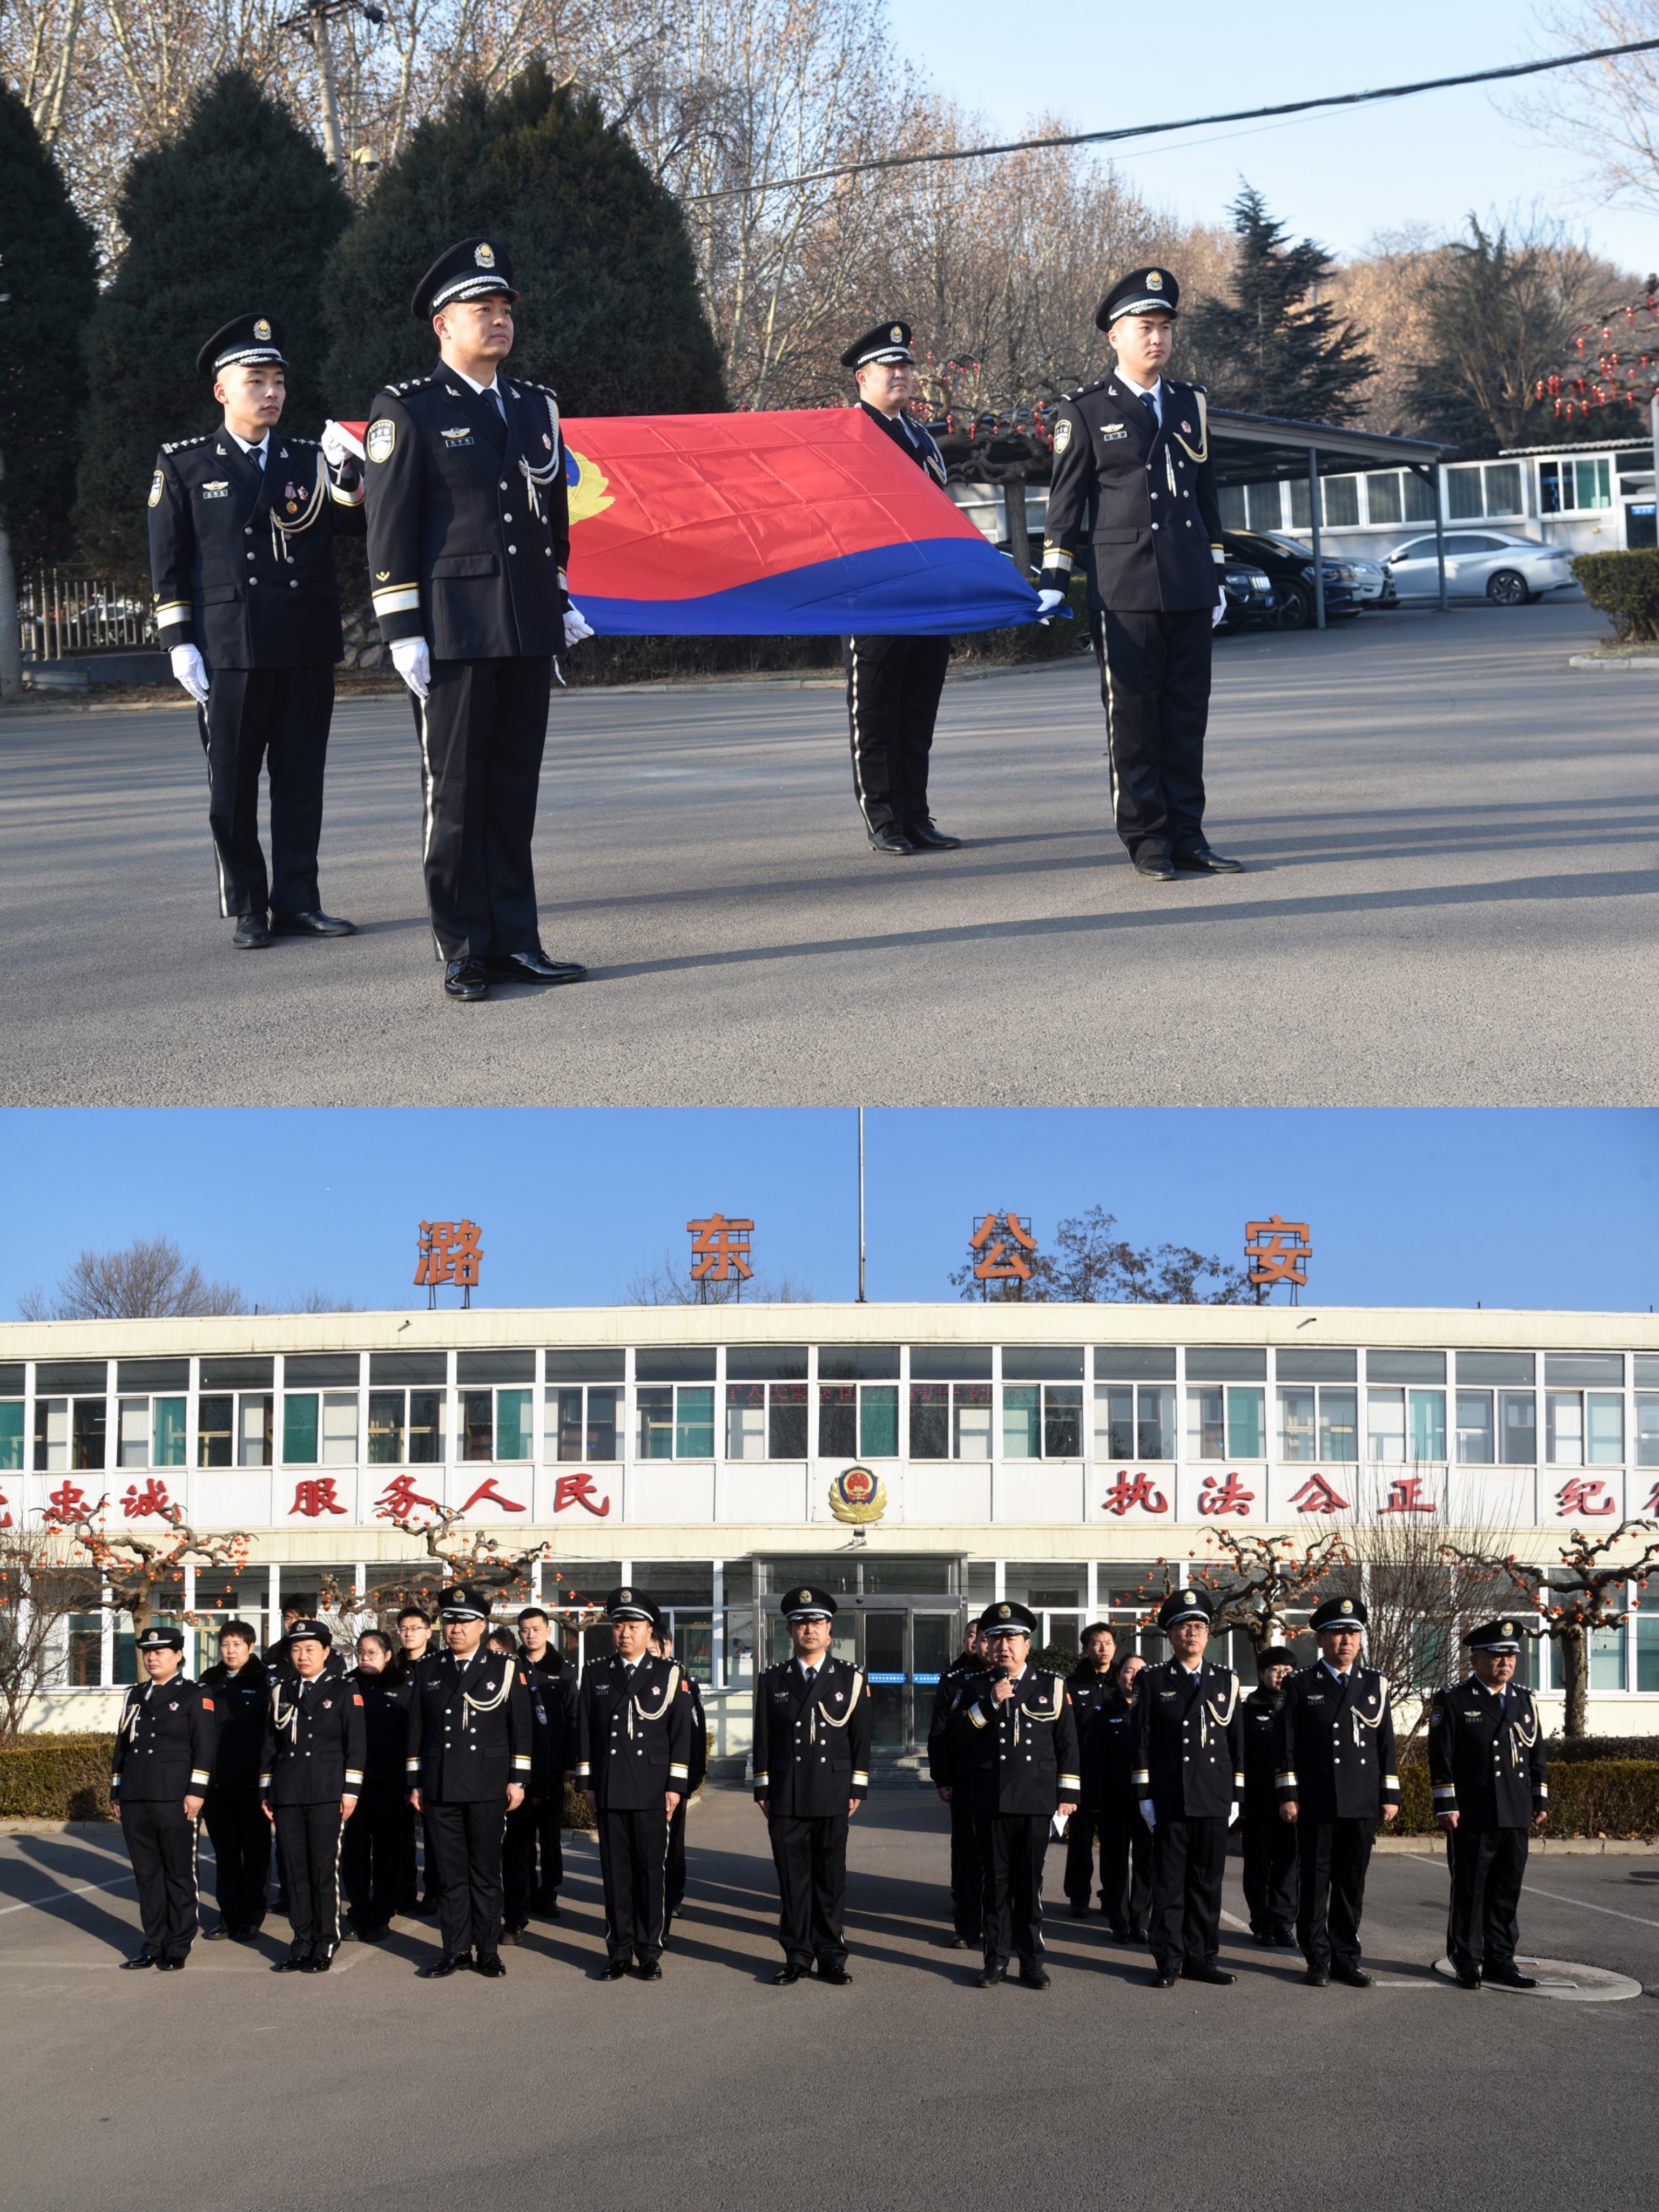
[160,434,208,456]
[1062,377,1110,403]
[512,378,559,398]
[286,433,320,447]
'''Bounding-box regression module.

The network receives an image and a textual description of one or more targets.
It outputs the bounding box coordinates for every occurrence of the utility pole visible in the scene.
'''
[857,1109,866,1303]
[309,3,346,173]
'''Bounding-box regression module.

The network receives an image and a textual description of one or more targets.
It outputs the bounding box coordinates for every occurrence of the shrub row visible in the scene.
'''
[1570,548,1659,642]
[1391,1752,1659,1839]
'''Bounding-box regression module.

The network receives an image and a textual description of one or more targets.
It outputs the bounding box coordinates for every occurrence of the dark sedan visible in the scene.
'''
[1220,530,1359,628]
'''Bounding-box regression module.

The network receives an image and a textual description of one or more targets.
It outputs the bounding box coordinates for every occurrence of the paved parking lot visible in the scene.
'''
[2,599,1653,1106]
[1,1789,1654,2210]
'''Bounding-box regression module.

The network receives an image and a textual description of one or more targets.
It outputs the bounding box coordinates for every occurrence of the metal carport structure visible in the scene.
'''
[1208,409,1459,627]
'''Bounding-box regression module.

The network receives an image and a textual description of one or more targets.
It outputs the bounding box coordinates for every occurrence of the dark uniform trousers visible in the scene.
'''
[599,1806,670,1966]
[947,1788,984,1942]
[414,655,552,960]
[427,1799,509,1959]
[765,1813,846,1970]
[503,1795,564,1921]
[1241,1806,1298,1938]
[1296,1817,1374,1973]
[341,1786,406,1928]
[1148,1815,1228,1971]
[665,1800,689,1916]
[842,634,952,836]
[274,1802,345,1951]
[123,1802,201,1961]
[1063,1809,1104,1906]
[1091,606,1211,861]
[1098,1804,1153,1932]
[1445,1826,1527,1975]
[203,1784,269,1931]
[199,666,335,918]
[975,1814,1050,1972]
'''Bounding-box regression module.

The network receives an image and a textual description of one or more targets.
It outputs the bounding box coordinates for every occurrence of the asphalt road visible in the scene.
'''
[3,599,1653,1107]
[2,1789,1655,2210]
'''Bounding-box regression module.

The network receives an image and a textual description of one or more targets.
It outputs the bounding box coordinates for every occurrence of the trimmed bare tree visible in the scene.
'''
[316,1506,564,1627]
[1190,1530,1352,1660]
[0,1523,96,1744]
[45,1497,252,1642]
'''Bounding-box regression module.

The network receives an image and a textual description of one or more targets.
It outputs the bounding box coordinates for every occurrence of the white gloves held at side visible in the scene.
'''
[1212,597,1226,629]
[391,636,430,700]
[563,602,595,649]
[170,644,210,705]
[320,420,355,469]
[1036,587,1067,625]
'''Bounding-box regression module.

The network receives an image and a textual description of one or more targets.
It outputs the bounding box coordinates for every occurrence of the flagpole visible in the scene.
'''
[858,1108,866,1304]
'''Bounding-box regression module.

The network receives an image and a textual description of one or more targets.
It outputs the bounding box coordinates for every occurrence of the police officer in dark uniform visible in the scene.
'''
[1098,1650,1151,1940]
[149,313,365,948]
[1062,1621,1118,1916]
[1274,1594,1400,1987]
[952,1599,1081,1989]
[1131,1587,1244,1988]
[653,1620,707,1935]
[111,1623,218,1970]
[363,237,590,1002]
[1428,1617,1549,1991]
[407,1584,533,1977]
[1037,268,1242,882]
[927,1620,983,1949]
[259,1617,365,1972]
[342,1628,413,1941]
[1239,1645,1298,1947]
[199,1618,271,1941]
[577,1588,693,1979]
[753,1584,870,1985]
[502,1604,578,1936]
[839,321,961,858]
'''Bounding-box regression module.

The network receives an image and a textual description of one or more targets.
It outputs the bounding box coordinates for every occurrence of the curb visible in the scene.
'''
[1568,653,1659,669]
[1372,1835,1656,1855]
[0,1818,120,1836]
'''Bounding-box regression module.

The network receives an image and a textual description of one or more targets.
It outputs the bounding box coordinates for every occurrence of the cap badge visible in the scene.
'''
[1341,1600,1353,1613]
[1502,1621,1513,1635]
[619,1588,631,1602]
[254,318,271,341]
[798,1591,811,1604]
[890,324,903,341]
[1147,271,1164,289]
[475,242,496,267]
[999,1604,1010,1618]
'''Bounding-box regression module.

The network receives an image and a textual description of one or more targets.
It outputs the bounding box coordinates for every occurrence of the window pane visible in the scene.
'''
[1366,472,1402,525]
[198,1394,232,1469]
[72,1398,107,1472]
[768,1385,807,1460]
[1403,472,1437,521]
[1456,1391,1493,1465]
[492,1389,529,1461]
[0,1402,23,1473]
[1637,1395,1659,1468]
[954,1383,993,1460]
[1447,466,1482,519]
[1637,1615,1659,1693]
[818,1386,856,1459]
[859,1385,898,1459]
[321,1393,359,1465]
[1367,1389,1406,1462]
[283,1393,320,1466]
[1094,1384,1135,1460]
[1002,1385,1040,1459]
[1246,481,1283,530]
[910,1385,949,1460]
[586,1388,618,1462]
[1319,1390,1358,1462]
[726,1385,766,1461]
[1227,1387,1265,1460]
[1187,1386,1224,1460]
[368,1390,406,1465]
[676,1386,714,1460]
[1321,475,1359,527]
[1279,1387,1315,1461]
[118,1398,150,1470]
[1586,1394,1624,1466]
[1136,1384,1174,1460]
[1500,1393,1536,1465]
[238,1394,272,1468]
[1483,462,1521,515]
[551,1387,584,1462]
[1546,1392,1583,1466]
[1045,1385,1083,1460]
[1576,458,1612,511]
[463,1389,495,1462]
[1410,1391,1447,1461]
[1589,1623,1626,1690]
[67,1614,102,1687]
[408,1391,443,1464]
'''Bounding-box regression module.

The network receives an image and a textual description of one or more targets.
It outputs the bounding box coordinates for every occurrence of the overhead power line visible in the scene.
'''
[685,36,1659,203]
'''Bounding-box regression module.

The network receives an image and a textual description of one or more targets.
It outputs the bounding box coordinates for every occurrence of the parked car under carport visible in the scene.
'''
[1385,531,1579,604]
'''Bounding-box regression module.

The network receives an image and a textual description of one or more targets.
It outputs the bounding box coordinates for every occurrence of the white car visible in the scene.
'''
[1385,531,1578,605]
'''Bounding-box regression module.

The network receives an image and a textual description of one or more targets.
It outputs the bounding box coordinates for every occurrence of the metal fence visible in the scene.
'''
[18,569,154,661]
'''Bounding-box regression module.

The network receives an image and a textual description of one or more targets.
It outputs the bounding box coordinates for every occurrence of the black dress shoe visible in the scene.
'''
[817,1965,852,1986]
[484,947,587,985]
[357,1924,387,1943]
[1304,1967,1331,1987]
[1128,1924,1149,1941]
[1132,853,1177,880]
[121,1952,157,1969]
[1172,846,1245,874]
[1453,1968,1482,1991]
[1482,1965,1537,1990]
[602,1959,629,1980]
[301,1950,334,1973]
[949,1936,969,1950]
[474,1953,507,1978]
[417,1953,469,1979]
[1271,1928,1298,1949]
[867,824,915,855]
[443,957,488,1001]
[274,1950,309,1973]
[1150,1967,1179,1988]
[1251,1930,1273,1945]
[337,1924,358,1942]
[202,1925,231,1941]
[270,908,356,936]
[1182,1961,1237,1985]
[1331,1965,1373,1988]
[155,1957,186,1972]
[232,912,271,948]
[907,819,962,850]
[772,1964,802,1985]
[1069,1900,1089,1919]
[531,1892,562,1918]
[500,1921,527,1945]
[974,1966,1007,1988]
[1018,1966,1051,1990]
[1109,1924,1130,1940]
[408,1898,439,1919]
[636,1960,664,1981]
[231,1926,261,1944]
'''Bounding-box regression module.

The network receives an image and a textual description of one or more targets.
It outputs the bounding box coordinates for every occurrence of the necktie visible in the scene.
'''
[484,383,506,425]
[1139,388,1158,427]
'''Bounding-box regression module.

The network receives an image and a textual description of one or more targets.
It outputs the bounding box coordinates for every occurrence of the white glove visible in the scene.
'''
[391,636,430,701]
[563,603,595,648]
[1036,586,1066,625]
[1229,1800,1240,1827]
[1138,1798,1156,1832]
[320,420,355,469]
[170,644,210,705]
[1212,598,1227,629]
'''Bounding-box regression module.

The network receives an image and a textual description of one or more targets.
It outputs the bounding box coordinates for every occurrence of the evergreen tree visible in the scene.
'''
[321,65,726,419]
[1184,185,1375,426]
[1406,219,1590,457]
[73,70,354,585]
[0,85,99,572]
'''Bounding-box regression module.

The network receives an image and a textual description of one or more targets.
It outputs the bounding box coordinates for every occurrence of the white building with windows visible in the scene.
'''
[5,1304,1656,1761]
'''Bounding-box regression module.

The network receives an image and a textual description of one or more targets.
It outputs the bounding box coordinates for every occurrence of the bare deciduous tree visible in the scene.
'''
[46,1496,253,1642]
[949,1204,1251,1305]
[1191,1530,1351,1661]
[624,1251,813,1304]
[0,1527,92,1744]
[17,1233,247,1320]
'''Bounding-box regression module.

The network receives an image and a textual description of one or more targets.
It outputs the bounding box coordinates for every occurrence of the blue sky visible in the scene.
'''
[883,1,1659,271]
[4,1109,1654,1315]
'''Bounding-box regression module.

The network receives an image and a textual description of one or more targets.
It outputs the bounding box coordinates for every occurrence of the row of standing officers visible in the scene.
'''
[109,1584,1548,1988]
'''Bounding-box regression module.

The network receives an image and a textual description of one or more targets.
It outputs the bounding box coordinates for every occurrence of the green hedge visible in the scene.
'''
[1569,548,1659,641]
[1391,1752,1659,1839]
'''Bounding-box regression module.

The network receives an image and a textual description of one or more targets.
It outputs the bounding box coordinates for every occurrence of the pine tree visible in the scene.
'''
[1184,185,1375,426]
[321,64,726,420]
[0,85,99,572]
[73,70,354,586]
[1407,219,1588,457]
